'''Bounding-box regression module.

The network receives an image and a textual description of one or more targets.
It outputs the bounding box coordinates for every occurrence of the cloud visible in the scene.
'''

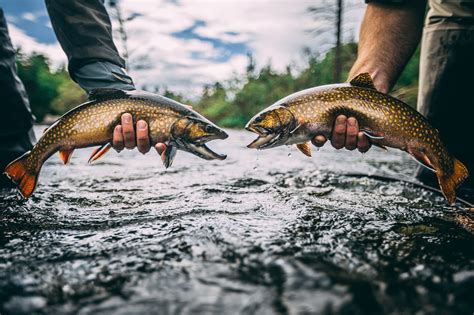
[7,24,66,69]
[21,12,37,22]
[5,0,365,97]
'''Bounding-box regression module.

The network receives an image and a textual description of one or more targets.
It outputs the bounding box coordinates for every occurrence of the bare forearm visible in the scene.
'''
[349,2,426,93]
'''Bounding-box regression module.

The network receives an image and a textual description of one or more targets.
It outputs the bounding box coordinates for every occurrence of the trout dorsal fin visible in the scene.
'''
[88,88,128,101]
[349,73,377,90]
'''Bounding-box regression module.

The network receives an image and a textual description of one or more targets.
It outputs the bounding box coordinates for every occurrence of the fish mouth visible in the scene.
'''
[246,125,280,149]
[186,142,227,160]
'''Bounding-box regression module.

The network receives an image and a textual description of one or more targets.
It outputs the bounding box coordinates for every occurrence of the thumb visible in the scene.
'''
[312,135,327,147]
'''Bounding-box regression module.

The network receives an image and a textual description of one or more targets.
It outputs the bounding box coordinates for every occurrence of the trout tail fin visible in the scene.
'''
[4,151,40,199]
[437,158,469,205]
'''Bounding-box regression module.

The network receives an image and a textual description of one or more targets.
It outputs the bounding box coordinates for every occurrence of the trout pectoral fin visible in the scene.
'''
[296,142,312,157]
[88,143,112,164]
[59,149,74,165]
[361,129,385,140]
[162,145,177,168]
[408,148,435,172]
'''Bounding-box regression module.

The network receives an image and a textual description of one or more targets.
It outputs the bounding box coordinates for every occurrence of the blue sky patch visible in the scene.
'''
[2,0,57,44]
[172,19,248,63]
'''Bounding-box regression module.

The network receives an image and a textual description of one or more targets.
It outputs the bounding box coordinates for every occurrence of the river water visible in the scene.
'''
[0,127,473,314]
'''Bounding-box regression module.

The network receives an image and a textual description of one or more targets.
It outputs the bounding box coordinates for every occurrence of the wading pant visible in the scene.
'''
[0,8,36,186]
[417,1,474,198]
[0,0,127,185]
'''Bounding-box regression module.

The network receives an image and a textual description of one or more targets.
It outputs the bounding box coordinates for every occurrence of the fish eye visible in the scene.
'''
[205,125,214,132]
[254,116,263,123]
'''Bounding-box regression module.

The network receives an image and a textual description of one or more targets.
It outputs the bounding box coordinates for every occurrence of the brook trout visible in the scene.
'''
[245,73,468,204]
[5,89,228,198]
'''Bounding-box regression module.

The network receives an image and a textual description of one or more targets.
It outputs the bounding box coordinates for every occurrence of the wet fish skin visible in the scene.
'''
[245,73,468,204]
[4,89,228,198]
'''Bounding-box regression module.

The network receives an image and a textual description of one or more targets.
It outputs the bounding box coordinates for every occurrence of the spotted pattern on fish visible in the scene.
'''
[245,73,469,204]
[284,85,453,174]
[4,89,228,198]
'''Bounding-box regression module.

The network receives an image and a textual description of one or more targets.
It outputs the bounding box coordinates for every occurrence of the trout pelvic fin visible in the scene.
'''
[349,73,377,90]
[437,158,469,205]
[296,142,312,157]
[4,151,39,199]
[88,143,112,164]
[59,149,74,165]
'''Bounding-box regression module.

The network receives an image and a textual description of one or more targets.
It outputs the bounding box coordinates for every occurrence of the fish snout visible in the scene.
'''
[218,129,229,140]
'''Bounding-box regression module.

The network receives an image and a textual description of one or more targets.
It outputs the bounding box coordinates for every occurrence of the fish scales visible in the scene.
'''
[245,73,468,204]
[4,89,228,198]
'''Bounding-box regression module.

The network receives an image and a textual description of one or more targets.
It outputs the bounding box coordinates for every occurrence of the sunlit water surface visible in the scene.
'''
[0,127,473,314]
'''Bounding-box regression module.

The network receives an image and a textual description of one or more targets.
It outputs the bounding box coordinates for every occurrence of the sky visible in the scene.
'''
[1,0,365,96]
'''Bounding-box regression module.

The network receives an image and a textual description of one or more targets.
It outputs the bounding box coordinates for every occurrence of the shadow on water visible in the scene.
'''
[0,128,473,314]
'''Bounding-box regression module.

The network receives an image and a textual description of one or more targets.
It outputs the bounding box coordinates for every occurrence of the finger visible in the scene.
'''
[357,132,371,153]
[112,125,125,152]
[345,117,358,151]
[121,113,136,149]
[312,135,327,147]
[185,104,193,109]
[136,120,151,154]
[155,143,167,158]
[331,115,347,150]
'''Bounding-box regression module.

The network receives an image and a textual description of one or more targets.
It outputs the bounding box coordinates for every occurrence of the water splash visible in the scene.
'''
[0,127,472,314]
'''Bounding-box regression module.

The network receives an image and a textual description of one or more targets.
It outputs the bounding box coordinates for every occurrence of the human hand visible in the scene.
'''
[112,113,166,157]
[311,115,371,153]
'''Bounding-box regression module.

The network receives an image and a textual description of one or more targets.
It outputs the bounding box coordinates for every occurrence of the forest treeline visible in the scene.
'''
[16,43,420,127]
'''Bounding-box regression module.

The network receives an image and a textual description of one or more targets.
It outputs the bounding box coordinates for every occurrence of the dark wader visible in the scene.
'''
[417,1,474,201]
[0,0,128,186]
[368,0,473,201]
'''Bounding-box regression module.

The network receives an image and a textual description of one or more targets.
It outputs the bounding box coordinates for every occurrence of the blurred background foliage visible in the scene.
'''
[16,42,419,128]
[16,51,87,122]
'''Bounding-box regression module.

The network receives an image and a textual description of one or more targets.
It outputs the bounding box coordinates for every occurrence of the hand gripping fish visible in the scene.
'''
[245,73,468,204]
[5,89,228,198]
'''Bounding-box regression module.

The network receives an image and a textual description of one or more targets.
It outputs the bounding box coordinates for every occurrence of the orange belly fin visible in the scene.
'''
[88,143,112,164]
[408,148,435,172]
[59,149,74,165]
[296,142,312,157]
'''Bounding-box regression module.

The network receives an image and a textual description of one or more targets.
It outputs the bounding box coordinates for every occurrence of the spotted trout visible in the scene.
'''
[5,89,228,198]
[245,73,468,204]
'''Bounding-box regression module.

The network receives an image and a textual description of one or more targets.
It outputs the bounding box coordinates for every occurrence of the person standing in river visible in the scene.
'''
[312,0,474,200]
[0,0,167,188]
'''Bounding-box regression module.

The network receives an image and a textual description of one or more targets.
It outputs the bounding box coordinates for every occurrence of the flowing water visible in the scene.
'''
[0,127,473,314]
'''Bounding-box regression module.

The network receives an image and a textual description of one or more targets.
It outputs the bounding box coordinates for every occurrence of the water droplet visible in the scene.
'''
[288,153,292,157]
[253,166,258,171]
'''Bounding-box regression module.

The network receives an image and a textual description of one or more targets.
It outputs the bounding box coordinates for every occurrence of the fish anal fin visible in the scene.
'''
[59,149,74,165]
[408,148,436,172]
[436,158,469,205]
[372,143,388,151]
[349,73,377,90]
[296,142,312,157]
[88,143,112,164]
[361,128,385,140]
